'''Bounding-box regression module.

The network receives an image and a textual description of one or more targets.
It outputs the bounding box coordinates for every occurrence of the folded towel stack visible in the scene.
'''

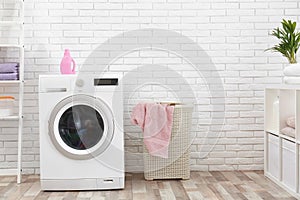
[281,116,295,138]
[0,63,19,80]
[283,66,300,84]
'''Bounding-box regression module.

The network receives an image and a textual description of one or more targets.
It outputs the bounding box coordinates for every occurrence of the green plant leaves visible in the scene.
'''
[266,19,300,64]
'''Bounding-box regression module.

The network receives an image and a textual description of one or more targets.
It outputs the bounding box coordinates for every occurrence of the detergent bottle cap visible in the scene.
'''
[64,49,70,56]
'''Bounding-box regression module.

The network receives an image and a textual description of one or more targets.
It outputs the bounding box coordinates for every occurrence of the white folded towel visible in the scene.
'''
[283,64,300,76]
[284,76,300,84]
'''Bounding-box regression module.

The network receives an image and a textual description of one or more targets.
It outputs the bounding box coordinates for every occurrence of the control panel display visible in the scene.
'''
[94,78,118,86]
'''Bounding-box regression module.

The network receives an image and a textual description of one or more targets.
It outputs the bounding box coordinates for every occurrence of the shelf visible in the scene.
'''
[266,130,279,136]
[0,80,22,84]
[0,115,20,120]
[0,21,23,25]
[279,134,296,143]
[266,85,300,90]
[0,44,23,48]
[0,169,18,176]
[266,131,297,143]
[0,0,24,184]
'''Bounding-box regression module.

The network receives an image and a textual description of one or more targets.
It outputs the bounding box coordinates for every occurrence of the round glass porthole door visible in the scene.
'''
[58,105,104,150]
[48,95,114,160]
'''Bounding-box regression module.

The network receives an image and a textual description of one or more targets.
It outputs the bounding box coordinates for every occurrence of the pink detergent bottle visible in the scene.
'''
[60,49,76,74]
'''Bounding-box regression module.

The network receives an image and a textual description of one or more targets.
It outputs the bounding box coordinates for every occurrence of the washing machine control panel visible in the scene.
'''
[94,78,118,86]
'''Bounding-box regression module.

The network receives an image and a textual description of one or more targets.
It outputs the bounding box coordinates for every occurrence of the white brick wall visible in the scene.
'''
[0,0,298,174]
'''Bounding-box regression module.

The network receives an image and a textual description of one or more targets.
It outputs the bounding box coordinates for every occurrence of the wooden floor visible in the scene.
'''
[0,171,296,200]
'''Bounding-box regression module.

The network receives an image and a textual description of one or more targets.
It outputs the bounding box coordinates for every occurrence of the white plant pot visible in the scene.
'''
[283,63,300,84]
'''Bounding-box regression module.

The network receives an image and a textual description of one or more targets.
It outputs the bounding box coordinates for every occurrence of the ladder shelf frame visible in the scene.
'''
[0,0,25,184]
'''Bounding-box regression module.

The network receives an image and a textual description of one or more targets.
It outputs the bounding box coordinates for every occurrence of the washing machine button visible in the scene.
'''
[76,79,84,87]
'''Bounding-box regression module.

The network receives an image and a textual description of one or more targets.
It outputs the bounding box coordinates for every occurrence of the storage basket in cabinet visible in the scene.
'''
[267,133,280,179]
[143,105,193,180]
[282,139,296,192]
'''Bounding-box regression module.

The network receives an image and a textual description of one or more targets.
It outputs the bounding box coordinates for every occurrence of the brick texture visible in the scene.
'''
[0,0,298,174]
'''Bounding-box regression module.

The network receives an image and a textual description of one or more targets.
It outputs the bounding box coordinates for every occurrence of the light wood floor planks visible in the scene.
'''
[0,171,296,200]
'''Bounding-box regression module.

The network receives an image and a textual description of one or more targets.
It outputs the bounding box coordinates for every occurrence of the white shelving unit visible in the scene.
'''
[265,86,300,199]
[0,0,24,184]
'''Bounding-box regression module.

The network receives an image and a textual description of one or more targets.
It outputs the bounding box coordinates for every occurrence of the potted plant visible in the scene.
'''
[266,19,300,83]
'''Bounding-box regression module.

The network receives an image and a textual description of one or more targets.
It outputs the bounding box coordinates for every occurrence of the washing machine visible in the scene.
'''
[39,74,124,190]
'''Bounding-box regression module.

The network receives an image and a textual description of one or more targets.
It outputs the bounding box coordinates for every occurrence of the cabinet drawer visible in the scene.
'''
[267,133,280,179]
[268,133,279,145]
[282,139,296,192]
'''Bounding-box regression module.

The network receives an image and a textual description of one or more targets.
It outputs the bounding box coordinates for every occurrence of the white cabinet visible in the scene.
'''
[265,87,300,198]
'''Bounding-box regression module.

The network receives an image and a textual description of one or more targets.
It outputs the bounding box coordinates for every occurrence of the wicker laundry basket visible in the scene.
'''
[143,104,193,180]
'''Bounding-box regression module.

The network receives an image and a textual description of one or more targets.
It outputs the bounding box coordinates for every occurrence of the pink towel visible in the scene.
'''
[131,103,174,158]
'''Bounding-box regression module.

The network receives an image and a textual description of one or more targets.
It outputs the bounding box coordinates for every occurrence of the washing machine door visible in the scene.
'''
[48,94,114,160]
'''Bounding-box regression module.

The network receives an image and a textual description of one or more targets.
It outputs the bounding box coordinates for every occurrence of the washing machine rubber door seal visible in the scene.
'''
[48,94,114,160]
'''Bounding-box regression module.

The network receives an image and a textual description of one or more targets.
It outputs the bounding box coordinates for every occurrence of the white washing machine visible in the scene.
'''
[39,74,124,190]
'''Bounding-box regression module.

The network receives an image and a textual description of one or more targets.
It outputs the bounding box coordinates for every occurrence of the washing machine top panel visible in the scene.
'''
[39,74,123,94]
